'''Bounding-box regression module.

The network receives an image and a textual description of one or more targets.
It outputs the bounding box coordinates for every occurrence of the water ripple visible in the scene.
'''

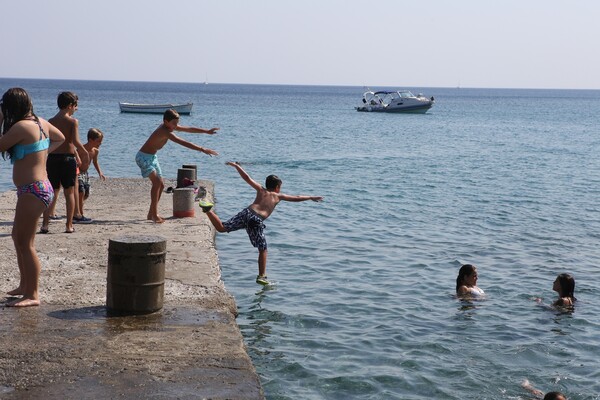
[4,80,600,399]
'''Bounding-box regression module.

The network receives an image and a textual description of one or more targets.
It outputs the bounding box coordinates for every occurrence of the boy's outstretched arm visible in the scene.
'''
[226,161,262,190]
[278,193,323,202]
[176,125,219,134]
[170,133,219,156]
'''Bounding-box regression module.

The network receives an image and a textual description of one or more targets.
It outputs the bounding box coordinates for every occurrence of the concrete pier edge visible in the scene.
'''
[0,178,264,399]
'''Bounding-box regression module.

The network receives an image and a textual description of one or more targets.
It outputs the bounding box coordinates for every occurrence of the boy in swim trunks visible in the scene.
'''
[41,91,89,234]
[74,127,107,222]
[136,109,219,223]
[199,161,323,285]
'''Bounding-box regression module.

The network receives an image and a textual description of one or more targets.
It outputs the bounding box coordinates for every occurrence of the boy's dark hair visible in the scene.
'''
[265,175,282,191]
[163,109,180,122]
[544,392,566,400]
[57,91,78,109]
[87,128,104,141]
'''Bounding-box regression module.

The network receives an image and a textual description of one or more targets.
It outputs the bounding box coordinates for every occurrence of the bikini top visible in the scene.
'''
[10,119,50,164]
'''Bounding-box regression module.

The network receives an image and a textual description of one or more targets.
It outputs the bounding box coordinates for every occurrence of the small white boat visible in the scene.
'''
[118,102,193,115]
[355,90,434,113]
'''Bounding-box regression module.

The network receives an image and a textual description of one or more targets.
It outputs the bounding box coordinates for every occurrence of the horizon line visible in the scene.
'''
[0,76,598,92]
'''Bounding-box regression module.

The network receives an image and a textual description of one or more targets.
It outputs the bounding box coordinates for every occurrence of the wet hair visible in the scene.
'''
[556,273,576,301]
[265,174,282,191]
[1,88,37,159]
[57,91,78,109]
[456,264,476,294]
[87,127,104,141]
[163,109,180,122]
[544,392,566,400]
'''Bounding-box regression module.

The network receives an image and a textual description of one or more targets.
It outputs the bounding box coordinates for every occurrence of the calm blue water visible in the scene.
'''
[1,78,600,399]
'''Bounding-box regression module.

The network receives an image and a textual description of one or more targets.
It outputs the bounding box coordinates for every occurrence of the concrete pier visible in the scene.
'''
[0,178,264,399]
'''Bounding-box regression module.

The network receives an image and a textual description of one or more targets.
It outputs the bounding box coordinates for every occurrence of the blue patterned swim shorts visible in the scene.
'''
[223,207,267,251]
[135,151,162,178]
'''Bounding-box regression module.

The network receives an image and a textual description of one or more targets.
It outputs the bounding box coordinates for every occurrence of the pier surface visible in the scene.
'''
[0,178,263,399]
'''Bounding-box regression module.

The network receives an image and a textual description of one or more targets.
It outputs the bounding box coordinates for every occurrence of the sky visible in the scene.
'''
[2,0,599,89]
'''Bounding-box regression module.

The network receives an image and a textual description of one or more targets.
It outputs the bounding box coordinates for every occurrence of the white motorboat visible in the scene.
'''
[118,102,193,115]
[355,90,434,113]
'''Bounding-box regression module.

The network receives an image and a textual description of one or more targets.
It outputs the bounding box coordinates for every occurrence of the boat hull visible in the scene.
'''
[356,103,432,113]
[119,102,193,115]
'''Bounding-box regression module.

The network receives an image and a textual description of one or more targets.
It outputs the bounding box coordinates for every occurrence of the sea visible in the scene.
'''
[1,78,600,399]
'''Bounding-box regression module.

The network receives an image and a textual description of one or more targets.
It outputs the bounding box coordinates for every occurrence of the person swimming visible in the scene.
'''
[522,379,567,400]
[456,264,485,297]
[553,273,576,307]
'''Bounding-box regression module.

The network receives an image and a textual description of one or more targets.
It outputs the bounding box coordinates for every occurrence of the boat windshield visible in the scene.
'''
[362,91,384,105]
[397,90,415,98]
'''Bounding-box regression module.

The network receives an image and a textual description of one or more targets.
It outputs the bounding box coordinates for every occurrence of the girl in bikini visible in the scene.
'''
[456,264,485,298]
[0,88,65,307]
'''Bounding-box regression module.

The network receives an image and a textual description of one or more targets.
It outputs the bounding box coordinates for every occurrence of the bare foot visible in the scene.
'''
[7,297,40,307]
[151,216,165,223]
[7,287,23,296]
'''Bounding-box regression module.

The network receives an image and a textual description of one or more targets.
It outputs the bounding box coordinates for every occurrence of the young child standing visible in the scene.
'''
[136,109,219,223]
[199,161,323,285]
[74,127,106,222]
[0,88,65,307]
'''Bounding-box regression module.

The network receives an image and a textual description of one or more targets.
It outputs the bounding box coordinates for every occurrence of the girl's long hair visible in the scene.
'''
[456,264,476,293]
[1,88,37,159]
[556,273,576,301]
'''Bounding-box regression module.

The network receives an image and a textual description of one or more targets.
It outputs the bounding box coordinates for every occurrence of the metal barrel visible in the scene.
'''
[177,168,195,188]
[172,187,195,218]
[106,235,167,315]
[181,164,197,181]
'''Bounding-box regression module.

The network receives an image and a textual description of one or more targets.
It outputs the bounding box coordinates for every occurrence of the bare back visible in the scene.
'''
[3,119,64,186]
[249,188,281,219]
[48,113,77,154]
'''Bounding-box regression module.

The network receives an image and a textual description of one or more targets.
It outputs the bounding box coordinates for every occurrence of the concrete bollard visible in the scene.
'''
[177,168,195,188]
[106,235,167,315]
[172,187,195,218]
[182,164,197,181]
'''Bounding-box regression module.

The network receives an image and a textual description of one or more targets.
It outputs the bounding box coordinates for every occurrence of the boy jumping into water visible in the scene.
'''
[136,109,219,223]
[199,161,323,285]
